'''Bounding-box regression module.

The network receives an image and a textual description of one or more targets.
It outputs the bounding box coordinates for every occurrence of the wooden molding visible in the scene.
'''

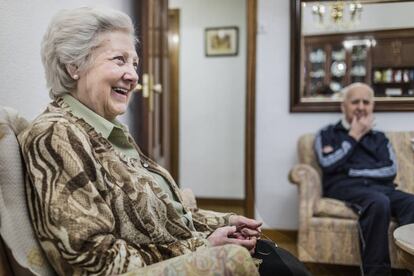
[168,9,180,182]
[245,0,257,219]
[166,1,257,217]
[262,229,298,243]
[196,197,244,207]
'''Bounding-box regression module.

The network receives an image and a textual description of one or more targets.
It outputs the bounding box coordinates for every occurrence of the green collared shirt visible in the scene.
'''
[62,94,138,158]
[62,94,194,230]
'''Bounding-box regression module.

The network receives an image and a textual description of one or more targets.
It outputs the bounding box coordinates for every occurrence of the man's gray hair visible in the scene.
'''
[41,6,137,99]
[341,82,374,102]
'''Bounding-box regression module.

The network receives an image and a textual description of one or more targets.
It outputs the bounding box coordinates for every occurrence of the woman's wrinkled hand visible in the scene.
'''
[229,215,262,239]
[207,226,257,252]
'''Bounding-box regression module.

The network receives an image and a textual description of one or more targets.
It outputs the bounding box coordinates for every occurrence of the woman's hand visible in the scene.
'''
[229,215,262,239]
[207,226,257,252]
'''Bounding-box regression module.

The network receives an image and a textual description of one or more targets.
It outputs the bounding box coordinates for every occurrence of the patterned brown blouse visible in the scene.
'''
[18,98,233,275]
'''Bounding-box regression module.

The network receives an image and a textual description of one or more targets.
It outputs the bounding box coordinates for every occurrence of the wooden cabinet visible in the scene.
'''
[303,28,414,98]
[304,34,371,97]
[372,38,414,67]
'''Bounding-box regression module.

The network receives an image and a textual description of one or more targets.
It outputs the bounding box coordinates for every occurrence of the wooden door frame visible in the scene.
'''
[139,0,257,218]
[168,9,180,182]
[131,0,171,169]
[245,0,257,219]
[170,0,257,218]
[167,0,257,218]
[131,0,151,156]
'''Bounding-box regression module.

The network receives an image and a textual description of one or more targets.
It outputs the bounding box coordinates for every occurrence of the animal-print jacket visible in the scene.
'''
[18,98,232,275]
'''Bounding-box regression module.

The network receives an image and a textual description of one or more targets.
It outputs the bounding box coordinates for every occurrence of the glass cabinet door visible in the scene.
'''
[306,46,326,96]
[350,45,368,84]
[329,45,347,95]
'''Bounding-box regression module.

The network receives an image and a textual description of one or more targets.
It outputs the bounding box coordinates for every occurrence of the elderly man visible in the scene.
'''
[314,83,414,276]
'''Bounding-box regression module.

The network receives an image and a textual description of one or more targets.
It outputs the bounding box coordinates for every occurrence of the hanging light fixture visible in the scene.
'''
[349,1,363,21]
[330,1,345,24]
[311,1,363,29]
[312,3,326,25]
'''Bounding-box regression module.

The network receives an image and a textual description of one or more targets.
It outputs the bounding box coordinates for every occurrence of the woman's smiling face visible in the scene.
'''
[72,30,138,121]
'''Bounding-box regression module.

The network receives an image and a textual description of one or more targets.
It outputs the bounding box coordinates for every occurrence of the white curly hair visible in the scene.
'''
[41,6,137,98]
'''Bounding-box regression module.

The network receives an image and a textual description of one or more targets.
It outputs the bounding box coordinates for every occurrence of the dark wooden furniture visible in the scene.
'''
[304,32,371,97]
[290,0,414,112]
[371,29,414,98]
[303,28,414,99]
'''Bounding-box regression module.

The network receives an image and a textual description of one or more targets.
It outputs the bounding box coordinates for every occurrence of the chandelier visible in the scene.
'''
[311,1,363,29]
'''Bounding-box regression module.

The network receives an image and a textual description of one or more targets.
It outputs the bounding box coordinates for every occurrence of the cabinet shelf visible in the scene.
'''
[304,36,370,96]
[304,29,414,98]
[372,82,412,86]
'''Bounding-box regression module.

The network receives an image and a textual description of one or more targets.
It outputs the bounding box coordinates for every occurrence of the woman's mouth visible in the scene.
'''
[112,87,129,96]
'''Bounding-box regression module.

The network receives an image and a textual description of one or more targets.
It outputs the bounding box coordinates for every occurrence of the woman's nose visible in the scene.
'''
[123,65,139,84]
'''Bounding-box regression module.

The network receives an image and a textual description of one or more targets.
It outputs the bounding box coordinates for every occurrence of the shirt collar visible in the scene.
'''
[62,94,123,139]
[341,117,351,130]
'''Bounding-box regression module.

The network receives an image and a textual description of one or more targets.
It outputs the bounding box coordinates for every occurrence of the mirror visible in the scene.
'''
[290,0,414,112]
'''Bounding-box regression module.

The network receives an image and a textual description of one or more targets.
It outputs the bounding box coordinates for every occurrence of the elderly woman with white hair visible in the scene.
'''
[18,6,309,276]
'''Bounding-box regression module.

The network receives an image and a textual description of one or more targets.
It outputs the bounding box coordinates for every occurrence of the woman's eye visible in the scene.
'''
[113,56,125,64]
[133,62,138,71]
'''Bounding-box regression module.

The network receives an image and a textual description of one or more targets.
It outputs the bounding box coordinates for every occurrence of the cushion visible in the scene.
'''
[0,106,55,275]
[314,198,358,219]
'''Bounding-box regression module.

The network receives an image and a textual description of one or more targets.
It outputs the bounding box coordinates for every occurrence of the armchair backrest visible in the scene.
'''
[0,106,55,275]
[386,131,414,194]
[297,133,321,174]
[297,131,414,194]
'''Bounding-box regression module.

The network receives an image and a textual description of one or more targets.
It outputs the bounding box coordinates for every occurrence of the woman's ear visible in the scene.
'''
[66,64,79,80]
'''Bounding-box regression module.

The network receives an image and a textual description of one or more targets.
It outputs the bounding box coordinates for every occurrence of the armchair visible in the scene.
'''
[289,132,414,268]
[0,106,257,276]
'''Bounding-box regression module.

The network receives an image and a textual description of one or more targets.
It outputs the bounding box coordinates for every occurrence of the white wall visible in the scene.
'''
[256,0,414,229]
[3,0,414,230]
[170,0,246,199]
[0,0,133,124]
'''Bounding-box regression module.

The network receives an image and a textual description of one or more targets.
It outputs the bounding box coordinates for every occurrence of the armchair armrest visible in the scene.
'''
[289,164,358,221]
[121,244,258,276]
[289,164,323,221]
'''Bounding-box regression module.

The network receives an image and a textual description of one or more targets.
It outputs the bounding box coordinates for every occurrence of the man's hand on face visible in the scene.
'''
[349,113,374,141]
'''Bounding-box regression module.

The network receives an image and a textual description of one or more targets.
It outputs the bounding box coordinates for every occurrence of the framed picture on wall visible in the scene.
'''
[205,26,239,57]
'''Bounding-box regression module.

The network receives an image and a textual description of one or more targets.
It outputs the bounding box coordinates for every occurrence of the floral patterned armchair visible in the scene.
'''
[289,132,414,268]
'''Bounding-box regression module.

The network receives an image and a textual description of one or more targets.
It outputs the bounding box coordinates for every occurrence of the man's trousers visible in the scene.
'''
[325,182,414,276]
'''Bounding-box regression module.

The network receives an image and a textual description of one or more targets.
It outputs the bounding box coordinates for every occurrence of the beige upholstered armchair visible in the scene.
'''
[289,132,414,268]
[0,106,258,276]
